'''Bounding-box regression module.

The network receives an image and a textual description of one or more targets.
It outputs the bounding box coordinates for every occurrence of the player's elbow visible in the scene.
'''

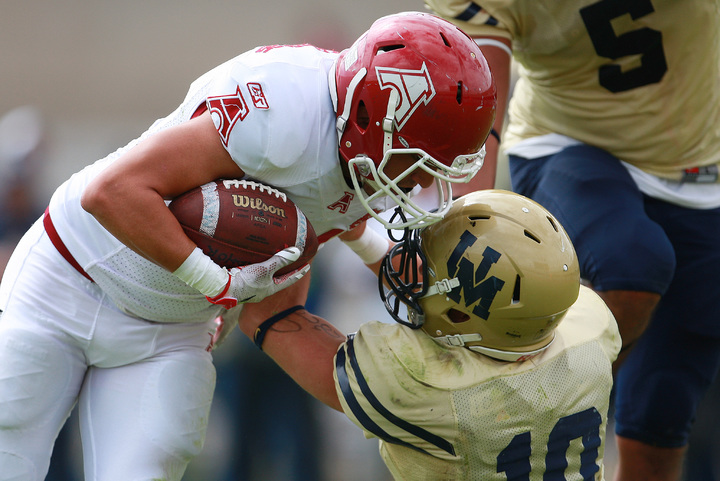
[321,389,344,413]
[80,179,114,218]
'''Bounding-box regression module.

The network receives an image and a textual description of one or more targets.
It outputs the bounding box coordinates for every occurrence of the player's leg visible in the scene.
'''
[78,323,216,481]
[613,437,685,481]
[595,290,661,368]
[0,222,89,481]
[0,316,86,481]
[613,200,720,481]
[614,330,719,481]
[509,145,675,363]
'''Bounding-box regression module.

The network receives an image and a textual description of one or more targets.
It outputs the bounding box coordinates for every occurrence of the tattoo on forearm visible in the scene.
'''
[305,312,346,340]
[269,310,345,340]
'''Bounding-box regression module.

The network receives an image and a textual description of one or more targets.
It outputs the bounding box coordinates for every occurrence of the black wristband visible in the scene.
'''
[489,128,501,144]
[253,305,305,350]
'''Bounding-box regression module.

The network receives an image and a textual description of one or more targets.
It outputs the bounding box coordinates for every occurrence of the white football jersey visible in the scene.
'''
[45,45,391,323]
[334,286,620,480]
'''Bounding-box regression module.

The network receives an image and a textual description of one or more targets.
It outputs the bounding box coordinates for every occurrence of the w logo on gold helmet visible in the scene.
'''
[445,237,504,321]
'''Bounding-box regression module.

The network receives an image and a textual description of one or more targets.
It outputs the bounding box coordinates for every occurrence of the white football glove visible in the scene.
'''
[206,247,309,309]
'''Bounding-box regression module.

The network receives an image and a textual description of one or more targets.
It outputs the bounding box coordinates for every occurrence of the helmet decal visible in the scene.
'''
[375,63,436,131]
[343,36,363,71]
[446,230,505,320]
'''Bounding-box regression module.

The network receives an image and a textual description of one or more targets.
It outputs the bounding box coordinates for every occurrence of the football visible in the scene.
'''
[169,179,318,275]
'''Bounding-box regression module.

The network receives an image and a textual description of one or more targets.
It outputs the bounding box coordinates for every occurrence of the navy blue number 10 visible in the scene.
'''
[497,407,602,480]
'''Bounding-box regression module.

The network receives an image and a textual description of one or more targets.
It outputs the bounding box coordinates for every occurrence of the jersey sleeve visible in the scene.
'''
[203,56,275,176]
[333,323,459,461]
[425,0,512,39]
[430,0,720,178]
[203,46,340,186]
[333,310,618,479]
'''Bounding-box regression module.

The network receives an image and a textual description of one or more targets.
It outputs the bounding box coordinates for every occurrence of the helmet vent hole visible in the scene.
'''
[377,44,405,54]
[524,230,541,243]
[512,275,521,304]
[547,216,559,232]
[456,81,463,104]
[439,32,451,47]
[468,214,490,222]
[448,308,470,324]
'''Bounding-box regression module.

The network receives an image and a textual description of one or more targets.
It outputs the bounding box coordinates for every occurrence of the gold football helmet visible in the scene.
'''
[380,190,580,361]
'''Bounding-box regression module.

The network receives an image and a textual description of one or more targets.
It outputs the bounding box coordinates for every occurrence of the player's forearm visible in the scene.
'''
[339,222,392,274]
[239,301,345,411]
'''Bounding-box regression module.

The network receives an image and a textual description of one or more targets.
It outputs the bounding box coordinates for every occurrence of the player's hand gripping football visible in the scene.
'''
[206,247,309,309]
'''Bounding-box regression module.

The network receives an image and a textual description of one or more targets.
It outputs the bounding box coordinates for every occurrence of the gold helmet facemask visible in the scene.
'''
[380,190,580,362]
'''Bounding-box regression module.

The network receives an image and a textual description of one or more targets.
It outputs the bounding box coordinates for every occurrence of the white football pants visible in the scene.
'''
[0,220,217,481]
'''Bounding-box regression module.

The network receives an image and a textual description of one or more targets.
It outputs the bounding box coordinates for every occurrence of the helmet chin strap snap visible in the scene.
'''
[423,277,460,298]
[382,89,400,155]
[434,333,555,362]
[439,333,483,347]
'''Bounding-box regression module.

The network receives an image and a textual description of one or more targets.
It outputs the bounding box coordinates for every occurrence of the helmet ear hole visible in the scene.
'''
[356,101,370,130]
[447,308,470,324]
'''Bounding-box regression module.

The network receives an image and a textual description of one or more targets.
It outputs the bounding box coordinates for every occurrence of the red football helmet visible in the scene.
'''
[332,11,496,229]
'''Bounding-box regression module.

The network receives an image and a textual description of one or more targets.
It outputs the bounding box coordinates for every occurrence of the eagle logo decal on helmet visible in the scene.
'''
[375,63,436,130]
[446,230,505,320]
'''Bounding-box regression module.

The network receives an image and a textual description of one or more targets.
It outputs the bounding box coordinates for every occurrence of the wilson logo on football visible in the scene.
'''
[375,62,436,130]
[232,195,287,218]
[208,87,250,146]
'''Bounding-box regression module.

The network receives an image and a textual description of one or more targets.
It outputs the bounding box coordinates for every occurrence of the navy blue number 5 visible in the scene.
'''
[580,0,667,92]
[497,407,602,480]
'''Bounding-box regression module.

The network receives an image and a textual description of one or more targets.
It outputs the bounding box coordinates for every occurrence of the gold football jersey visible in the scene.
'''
[334,286,620,480]
[426,0,720,181]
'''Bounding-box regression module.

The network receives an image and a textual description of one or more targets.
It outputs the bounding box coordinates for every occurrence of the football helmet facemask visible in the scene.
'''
[331,11,496,230]
[380,190,580,362]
